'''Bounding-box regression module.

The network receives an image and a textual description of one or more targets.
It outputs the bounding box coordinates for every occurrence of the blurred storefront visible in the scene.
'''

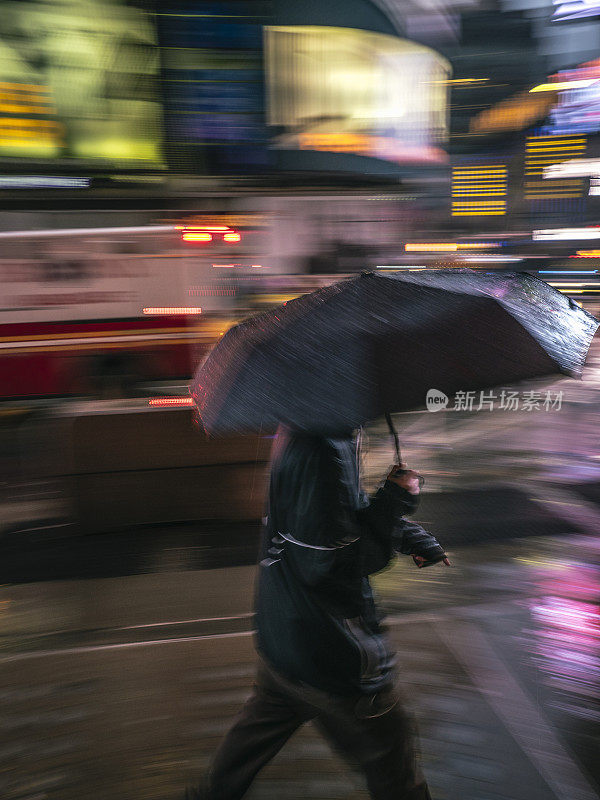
[0,0,451,198]
[0,0,164,167]
[264,24,449,176]
[0,0,455,404]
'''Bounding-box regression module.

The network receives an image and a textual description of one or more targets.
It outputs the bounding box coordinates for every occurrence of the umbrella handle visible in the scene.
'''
[385,412,402,464]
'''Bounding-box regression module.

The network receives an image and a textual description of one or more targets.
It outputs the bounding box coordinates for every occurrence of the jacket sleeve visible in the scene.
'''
[391,518,446,562]
[281,442,443,613]
[358,480,445,573]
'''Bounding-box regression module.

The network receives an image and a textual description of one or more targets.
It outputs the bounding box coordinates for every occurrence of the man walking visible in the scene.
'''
[186,426,449,800]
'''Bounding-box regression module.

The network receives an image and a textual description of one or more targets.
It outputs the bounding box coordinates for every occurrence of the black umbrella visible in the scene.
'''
[190,270,599,442]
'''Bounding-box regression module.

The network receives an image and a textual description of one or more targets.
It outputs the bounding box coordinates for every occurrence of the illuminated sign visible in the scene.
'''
[265,26,450,166]
[0,82,62,157]
[451,165,507,216]
[0,2,163,165]
[543,60,600,135]
[525,136,586,200]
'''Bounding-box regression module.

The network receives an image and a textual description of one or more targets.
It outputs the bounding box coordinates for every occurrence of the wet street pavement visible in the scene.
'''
[1,533,599,800]
[1,340,599,800]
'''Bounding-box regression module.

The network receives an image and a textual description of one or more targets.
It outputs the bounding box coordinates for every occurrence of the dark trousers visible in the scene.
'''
[202,658,432,800]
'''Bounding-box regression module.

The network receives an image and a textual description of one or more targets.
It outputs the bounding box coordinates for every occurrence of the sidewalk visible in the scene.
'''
[1,535,598,800]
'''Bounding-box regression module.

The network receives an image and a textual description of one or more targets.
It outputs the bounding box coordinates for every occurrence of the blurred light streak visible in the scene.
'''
[459,243,501,248]
[539,269,598,273]
[530,79,598,92]
[142,307,202,315]
[553,0,600,20]
[544,158,600,178]
[0,176,89,188]
[405,243,500,252]
[527,137,586,147]
[377,266,427,270]
[453,193,507,197]
[533,228,600,240]
[528,137,587,143]
[452,211,506,216]
[527,144,587,151]
[405,243,458,252]
[451,184,507,188]
[182,226,230,232]
[431,78,489,85]
[575,250,600,257]
[252,293,303,304]
[149,398,194,407]
[223,232,242,243]
[0,225,176,240]
[463,256,523,262]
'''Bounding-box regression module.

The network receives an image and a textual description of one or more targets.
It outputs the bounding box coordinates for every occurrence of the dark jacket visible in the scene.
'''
[255,428,445,697]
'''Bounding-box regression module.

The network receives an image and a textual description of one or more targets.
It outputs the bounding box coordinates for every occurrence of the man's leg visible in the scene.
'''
[196,667,313,800]
[313,686,432,800]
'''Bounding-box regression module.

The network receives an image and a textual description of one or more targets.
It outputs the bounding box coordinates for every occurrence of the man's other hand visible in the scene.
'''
[412,554,451,568]
[387,463,421,495]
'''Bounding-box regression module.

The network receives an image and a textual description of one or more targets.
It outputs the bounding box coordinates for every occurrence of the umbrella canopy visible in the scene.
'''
[190,269,599,435]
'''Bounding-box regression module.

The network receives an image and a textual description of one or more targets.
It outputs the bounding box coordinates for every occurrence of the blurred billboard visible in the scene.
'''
[0,0,164,166]
[552,0,600,21]
[543,59,600,135]
[0,3,450,179]
[264,25,450,167]
[157,1,269,174]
